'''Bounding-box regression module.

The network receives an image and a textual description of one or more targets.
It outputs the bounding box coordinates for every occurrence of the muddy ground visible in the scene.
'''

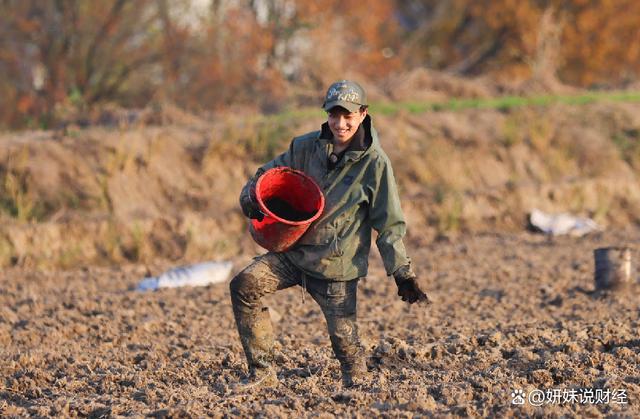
[1,227,639,417]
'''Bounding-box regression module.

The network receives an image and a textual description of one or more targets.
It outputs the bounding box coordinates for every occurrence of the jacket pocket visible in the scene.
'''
[298,223,334,245]
[326,281,346,297]
[298,224,341,257]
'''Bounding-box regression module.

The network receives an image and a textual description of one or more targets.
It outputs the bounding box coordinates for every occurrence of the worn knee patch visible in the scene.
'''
[229,272,250,296]
[230,254,295,312]
[229,271,255,295]
[327,315,363,362]
[229,271,265,311]
[329,317,354,338]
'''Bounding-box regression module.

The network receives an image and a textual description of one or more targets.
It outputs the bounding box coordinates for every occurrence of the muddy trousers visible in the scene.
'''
[229,252,365,379]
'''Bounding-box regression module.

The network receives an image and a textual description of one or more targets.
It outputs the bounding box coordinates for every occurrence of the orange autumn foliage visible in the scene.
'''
[0,0,639,129]
[400,0,640,86]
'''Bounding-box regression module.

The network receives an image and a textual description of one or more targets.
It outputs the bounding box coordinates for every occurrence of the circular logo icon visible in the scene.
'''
[528,389,545,407]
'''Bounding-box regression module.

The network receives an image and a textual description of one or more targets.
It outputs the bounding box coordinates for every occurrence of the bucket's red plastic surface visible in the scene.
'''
[249,167,325,252]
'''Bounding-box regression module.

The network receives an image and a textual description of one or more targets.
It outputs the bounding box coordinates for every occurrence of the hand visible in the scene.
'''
[396,278,430,304]
[239,170,265,221]
[240,183,264,221]
[240,188,264,221]
[393,265,430,304]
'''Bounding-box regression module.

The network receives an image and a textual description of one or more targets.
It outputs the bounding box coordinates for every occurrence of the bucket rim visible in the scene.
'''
[593,246,633,254]
[255,167,325,226]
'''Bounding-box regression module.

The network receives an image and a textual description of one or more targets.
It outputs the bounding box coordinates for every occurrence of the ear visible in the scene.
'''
[359,107,368,122]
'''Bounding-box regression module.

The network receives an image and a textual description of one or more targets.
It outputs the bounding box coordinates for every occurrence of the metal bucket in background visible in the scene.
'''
[594,247,634,290]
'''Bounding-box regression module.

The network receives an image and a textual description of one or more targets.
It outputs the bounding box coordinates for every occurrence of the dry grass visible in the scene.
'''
[1,99,640,267]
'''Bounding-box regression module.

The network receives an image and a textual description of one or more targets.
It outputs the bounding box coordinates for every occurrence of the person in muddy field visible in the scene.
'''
[230,80,430,390]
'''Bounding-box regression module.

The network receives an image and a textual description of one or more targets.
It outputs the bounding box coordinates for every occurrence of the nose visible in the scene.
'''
[336,115,348,128]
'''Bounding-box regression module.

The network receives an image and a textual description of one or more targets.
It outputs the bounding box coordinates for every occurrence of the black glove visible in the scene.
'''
[393,265,430,304]
[239,187,264,221]
[239,171,265,221]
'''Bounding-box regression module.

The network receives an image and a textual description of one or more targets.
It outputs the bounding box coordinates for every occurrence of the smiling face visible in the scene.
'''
[327,106,367,146]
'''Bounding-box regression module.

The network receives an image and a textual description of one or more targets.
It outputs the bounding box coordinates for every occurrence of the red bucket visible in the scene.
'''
[249,167,325,252]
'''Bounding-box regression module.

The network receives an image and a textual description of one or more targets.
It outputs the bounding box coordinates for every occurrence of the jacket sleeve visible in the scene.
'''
[369,156,411,276]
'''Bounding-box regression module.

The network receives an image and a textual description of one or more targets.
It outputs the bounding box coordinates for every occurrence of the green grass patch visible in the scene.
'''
[372,91,640,115]
[262,91,640,122]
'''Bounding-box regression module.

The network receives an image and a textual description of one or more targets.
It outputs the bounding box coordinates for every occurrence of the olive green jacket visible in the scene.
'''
[244,115,411,281]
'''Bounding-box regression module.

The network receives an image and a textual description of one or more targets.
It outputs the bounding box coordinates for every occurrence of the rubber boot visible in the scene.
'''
[326,314,368,388]
[233,307,279,390]
[341,356,368,388]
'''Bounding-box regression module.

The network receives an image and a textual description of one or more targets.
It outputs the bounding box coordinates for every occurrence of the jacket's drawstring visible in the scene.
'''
[301,272,307,304]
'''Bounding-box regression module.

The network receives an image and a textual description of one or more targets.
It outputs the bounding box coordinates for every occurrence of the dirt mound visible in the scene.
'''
[381,102,640,238]
[1,228,639,416]
[383,68,493,102]
[1,101,640,268]
[381,67,577,102]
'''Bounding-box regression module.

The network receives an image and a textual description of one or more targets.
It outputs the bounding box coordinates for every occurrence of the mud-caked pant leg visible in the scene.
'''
[229,253,299,372]
[308,279,366,384]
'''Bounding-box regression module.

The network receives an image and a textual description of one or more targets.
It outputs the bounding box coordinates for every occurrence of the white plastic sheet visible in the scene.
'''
[528,209,600,237]
[137,261,233,291]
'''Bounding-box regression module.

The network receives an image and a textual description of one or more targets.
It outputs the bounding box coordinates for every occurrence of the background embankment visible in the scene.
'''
[1,99,639,268]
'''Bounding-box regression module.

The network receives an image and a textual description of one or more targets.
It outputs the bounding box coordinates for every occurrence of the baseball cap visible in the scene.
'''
[322,80,367,112]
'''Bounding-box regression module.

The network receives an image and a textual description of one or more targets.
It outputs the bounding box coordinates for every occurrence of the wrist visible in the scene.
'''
[393,264,416,285]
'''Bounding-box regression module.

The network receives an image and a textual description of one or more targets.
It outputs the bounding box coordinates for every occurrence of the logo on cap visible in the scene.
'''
[326,84,361,104]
